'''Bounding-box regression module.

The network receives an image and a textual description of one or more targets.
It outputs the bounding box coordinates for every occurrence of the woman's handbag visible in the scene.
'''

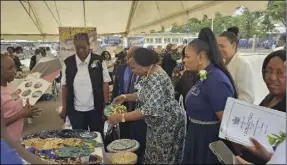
[104,124,120,152]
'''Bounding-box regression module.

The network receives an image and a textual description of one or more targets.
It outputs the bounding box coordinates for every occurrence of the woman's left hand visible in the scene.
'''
[112,95,126,105]
[108,113,121,125]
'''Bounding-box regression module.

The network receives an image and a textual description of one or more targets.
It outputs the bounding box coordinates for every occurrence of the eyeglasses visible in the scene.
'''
[262,69,286,78]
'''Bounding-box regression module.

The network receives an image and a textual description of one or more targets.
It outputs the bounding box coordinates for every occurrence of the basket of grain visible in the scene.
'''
[110,152,137,164]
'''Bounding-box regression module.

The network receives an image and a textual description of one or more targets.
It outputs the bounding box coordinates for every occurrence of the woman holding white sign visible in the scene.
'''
[1,54,42,142]
[240,50,286,164]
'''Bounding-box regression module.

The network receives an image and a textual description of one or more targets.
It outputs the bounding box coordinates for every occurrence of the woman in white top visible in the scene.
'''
[101,51,114,84]
[217,27,255,103]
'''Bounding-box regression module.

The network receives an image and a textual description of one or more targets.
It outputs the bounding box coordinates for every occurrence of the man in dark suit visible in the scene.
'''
[29,49,41,71]
[112,46,138,139]
[162,44,177,77]
[7,47,22,72]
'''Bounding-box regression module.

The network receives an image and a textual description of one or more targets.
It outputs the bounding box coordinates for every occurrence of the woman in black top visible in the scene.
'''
[172,47,197,105]
[7,47,22,72]
[259,49,286,112]
[241,50,286,164]
[29,49,40,71]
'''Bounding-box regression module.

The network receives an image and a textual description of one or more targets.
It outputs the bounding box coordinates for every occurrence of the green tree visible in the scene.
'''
[266,0,286,27]
[186,18,202,33]
[258,14,276,37]
[212,12,234,35]
[171,23,187,33]
[171,23,179,33]
[157,26,165,33]
[233,8,262,39]
[168,3,283,39]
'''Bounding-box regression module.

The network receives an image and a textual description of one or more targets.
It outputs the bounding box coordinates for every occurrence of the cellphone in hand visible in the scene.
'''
[209,140,236,164]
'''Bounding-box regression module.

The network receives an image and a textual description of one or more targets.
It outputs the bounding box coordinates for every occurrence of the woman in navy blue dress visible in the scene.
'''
[182,27,238,164]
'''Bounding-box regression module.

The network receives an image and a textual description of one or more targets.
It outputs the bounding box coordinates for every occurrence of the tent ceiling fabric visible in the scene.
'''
[1,1,267,41]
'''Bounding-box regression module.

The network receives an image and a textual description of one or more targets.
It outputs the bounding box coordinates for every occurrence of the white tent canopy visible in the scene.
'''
[1,1,267,41]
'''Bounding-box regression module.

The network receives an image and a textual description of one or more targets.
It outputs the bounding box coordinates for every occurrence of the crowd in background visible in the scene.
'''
[0,27,286,164]
[96,27,286,164]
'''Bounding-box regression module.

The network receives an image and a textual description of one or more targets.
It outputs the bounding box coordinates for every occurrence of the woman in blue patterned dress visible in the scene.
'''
[108,48,186,164]
[182,27,238,164]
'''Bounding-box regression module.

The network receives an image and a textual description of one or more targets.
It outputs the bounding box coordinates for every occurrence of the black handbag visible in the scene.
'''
[104,124,120,152]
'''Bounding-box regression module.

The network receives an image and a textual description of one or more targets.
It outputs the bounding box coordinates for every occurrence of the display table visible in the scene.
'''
[63,128,105,163]
[21,129,105,164]
[91,132,104,163]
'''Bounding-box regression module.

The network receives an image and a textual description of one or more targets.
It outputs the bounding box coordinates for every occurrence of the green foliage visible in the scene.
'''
[157,26,165,33]
[266,0,286,26]
[258,14,276,37]
[267,131,286,147]
[161,2,286,38]
[236,8,263,39]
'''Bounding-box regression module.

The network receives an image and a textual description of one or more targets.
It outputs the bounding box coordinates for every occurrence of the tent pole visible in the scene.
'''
[125,1,138,33]
[211,18,214,31]
[44,1,60,26]
[82,0,87,27]
[19,1,43,35]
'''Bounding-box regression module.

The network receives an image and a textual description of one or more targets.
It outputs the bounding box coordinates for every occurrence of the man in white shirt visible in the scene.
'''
[60,33,111,134]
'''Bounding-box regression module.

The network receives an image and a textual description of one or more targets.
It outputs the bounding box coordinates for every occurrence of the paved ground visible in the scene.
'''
[21,52,270,135]
[22,96,63,136]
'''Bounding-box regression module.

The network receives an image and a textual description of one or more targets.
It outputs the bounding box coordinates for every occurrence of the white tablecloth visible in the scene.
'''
[92,132,105,164]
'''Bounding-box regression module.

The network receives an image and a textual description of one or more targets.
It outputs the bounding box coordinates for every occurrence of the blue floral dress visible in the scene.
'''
[135,70,186,164]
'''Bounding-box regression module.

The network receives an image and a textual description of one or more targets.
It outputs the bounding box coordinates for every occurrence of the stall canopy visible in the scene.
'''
[1,1,268,41]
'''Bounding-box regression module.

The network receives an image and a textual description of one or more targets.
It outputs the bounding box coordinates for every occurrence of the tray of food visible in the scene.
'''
[104,104,127,117]
[109,152,138,164]
[22,129,103,164]
[22,129,98,140]
[109,139,136,151]
[107,139,140,153]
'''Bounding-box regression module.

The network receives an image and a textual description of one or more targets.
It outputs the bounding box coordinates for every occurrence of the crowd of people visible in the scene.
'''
[0,26,286,164]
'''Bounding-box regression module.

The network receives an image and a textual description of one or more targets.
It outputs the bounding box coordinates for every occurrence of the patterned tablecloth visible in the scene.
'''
[21,131,105,164]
